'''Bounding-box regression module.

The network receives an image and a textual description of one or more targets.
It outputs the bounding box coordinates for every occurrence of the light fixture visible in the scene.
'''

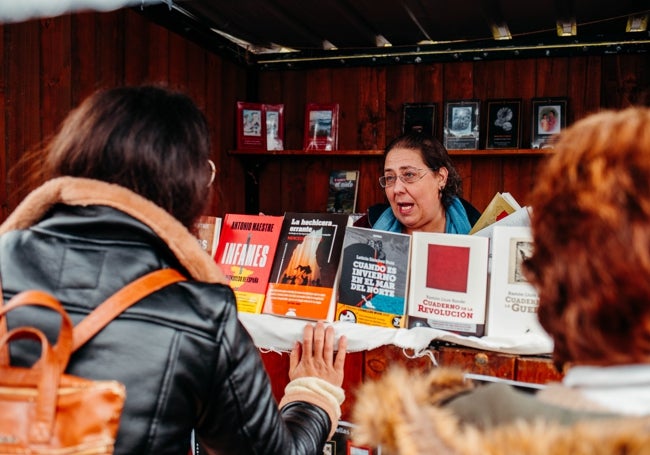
[491,23,512,40]
[626,14,648,32]
[375,34,392,47]
[556,18,577,37]
[322,40,338,51]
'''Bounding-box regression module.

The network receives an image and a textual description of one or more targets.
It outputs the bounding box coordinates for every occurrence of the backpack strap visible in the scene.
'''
[72,268,186,350]
[0,268,187,360]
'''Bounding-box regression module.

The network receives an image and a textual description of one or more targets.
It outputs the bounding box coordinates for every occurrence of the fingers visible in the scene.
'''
[289,340,301,372]
[301,322,314,358]
[312,322,325,361]
[334,334,347,372]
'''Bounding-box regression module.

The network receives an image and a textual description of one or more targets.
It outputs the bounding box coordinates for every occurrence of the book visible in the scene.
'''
[263,212,349,321]
[190,215,222,257]
[326,170,360,214]
[303,103,339,151]
[264,103,284,150]
[335,226,411,328]
[324,420,381,455]
[407,232,489,336]
[213,213,284,314]
[468,191,521,235]
[236,101,265,150]
[485,226,551,340]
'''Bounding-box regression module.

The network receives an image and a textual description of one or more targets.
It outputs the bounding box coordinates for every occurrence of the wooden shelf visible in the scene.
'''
[229,148,553,157]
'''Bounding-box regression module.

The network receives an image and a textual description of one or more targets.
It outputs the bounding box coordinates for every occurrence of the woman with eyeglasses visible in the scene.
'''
[0,85,347,454]
[362,132,479,234]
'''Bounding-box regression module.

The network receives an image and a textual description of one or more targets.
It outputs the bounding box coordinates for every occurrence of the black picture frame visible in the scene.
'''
[402,102,437,137]
[443,100,480,150]
[531,97,568,149]
[485,99,522,149]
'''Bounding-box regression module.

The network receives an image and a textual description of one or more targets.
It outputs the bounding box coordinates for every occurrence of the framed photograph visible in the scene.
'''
[264,104,284,151]
[531,97,568,149]
[236,101,265,150]
[443,100,480,150]
[304,103,339,151]
[485,99,522,149]
[402,102,437,136]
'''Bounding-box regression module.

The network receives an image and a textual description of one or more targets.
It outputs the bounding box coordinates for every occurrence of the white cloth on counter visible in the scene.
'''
[238,312,553,356]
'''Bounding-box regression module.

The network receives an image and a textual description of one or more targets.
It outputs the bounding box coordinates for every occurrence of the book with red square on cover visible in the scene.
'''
[214,213,284,314]
[407,232,489,336]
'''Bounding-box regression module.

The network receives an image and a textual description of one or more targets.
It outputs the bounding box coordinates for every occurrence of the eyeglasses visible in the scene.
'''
[207,159,216,187]
[378,167,435,188]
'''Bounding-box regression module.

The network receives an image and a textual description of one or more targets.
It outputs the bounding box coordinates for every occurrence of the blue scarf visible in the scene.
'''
[373,196,472,234]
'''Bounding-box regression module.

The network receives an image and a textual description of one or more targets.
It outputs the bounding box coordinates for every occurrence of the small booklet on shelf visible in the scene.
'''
[326,170,360,214]
[303,103,339,151]
[263,212,348,321]
[407,232,489,336]
[214,213,284,314]
[335,226,411,328]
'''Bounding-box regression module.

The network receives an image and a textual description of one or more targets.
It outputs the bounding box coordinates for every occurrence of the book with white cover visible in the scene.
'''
[407,232,489,336]
[485,226,551,340]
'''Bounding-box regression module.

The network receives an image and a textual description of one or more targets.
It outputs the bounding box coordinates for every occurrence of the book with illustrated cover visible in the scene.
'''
[191,215,222,257]
[485,226,551,340]
[335,226,411,329]
[468,191,521,235]
[407,232,489,336]
[326,170,360,214]
[263,212,348,321]
[304,103,339,151]
[214,213,284,314]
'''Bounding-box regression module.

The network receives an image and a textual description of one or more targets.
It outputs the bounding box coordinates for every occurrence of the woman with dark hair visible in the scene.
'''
[0,86,347,455]
[350,107,650,454]
[368,132,477,234]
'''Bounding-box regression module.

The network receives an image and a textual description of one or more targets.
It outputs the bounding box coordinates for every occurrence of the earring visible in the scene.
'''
[207,159,216,187]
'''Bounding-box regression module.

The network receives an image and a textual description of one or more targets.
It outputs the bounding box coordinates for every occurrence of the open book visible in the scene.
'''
[469,192,521,235]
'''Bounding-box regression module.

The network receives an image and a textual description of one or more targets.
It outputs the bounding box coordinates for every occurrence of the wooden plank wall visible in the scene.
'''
[0,9,248,222]
[255,55,649,215]
[1,8,648,221]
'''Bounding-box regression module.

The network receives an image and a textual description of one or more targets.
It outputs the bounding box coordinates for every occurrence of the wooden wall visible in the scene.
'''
[0,9,248,222]
[254,55,650,215]
[1,8,648,222]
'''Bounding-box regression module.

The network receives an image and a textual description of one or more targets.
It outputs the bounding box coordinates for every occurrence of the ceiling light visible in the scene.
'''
[491,23,512,40]
[375,35,392,47]
[322,40,338,51]
[556,18,577,37]
[626,14,648,32]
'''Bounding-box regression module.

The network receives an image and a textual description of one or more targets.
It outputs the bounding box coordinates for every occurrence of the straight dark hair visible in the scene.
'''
[40,86,212,227]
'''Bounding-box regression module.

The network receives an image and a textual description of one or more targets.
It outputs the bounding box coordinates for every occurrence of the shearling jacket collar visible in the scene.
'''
[351,367,650,455]
[0,177,227,285]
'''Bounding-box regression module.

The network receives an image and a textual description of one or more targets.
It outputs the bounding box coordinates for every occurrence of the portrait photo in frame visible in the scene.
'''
[264,103,284,151]
[531,98,568,149]
[402,102,437,137]
[443,100,480,150]
[304,102,339,151]
[236,101,265,150]
[485,98,522,149]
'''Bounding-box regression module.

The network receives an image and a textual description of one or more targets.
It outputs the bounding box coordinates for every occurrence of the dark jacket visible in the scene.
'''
[0,177,336,455]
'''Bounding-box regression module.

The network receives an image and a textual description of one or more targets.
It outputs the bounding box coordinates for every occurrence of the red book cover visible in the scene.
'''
[303,103,339,151]
[214,213,284,313]
[263,212,348,321]
[236,101,266,150]
[425,244,470,293]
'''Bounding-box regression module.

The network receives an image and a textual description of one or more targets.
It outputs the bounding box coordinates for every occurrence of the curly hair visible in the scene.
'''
[384,132,463,208]
[524,107,650,368]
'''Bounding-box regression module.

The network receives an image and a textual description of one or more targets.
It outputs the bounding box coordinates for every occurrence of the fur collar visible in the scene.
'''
[0,177,227,285]
[351,367,650,455]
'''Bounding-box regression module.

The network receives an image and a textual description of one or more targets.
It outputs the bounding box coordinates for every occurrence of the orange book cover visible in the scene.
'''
[263,212,348,321]
[191,215,222,257]
[214,214,284,314]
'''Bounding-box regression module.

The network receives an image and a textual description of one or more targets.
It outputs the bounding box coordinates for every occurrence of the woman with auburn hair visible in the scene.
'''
[350,107,650,455]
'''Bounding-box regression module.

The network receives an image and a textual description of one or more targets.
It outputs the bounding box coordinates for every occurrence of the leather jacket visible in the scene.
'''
[0,178,334,455]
